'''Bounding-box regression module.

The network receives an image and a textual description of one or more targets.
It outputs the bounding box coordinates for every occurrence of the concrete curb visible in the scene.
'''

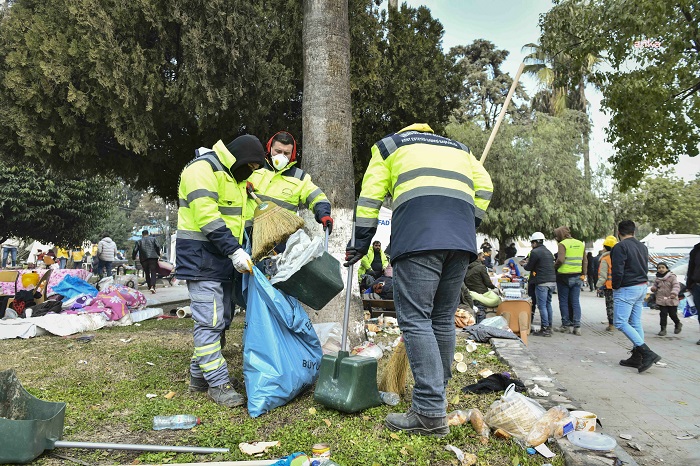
[490,338,639,466]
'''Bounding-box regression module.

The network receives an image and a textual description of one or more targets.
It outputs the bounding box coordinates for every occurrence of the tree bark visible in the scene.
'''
[302,0,360,335]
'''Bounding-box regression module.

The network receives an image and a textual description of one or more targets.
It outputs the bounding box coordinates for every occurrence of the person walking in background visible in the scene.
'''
[1,238,20,267]
[132,230,161,294]
[97,233,117,277]
[176,134,264,408]
[523,232,557,337]
[56,247,69,269]
[346,123,493,437]
[71,248,85,269]
[596,236,618,331]
[651,262,681,336]
[553,226,587,335]
[586,252,596,292]
[687,241,700,345]
[613,220,661,373]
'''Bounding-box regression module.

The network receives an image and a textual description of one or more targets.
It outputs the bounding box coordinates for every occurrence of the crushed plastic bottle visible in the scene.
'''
[379,391,400,406]
[152,414,201,430]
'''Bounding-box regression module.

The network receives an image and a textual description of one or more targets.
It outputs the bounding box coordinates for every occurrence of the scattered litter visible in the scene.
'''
[531,384,550,397]
[308,407,317,415]
[548,368,558,375]
[534,443,555,458]
[146,362,155,366]
[526,447,536,455]
[146,393,157,399]
[598,351,607,354]
[532,376,553,382]
[75,335,95,343]
[239,441,280,456]
[477,369,494,379]
[456,362,468,373]
[471,360,478,366]
[450,394,460,405]
[119,338,133,343]
[619,433,632,440]
[454,352,464,362]
[465,341,478,353]
[675,433,697,440]
[164,391,176,399]
[488,351,495,355]
[444,445,477,465]
[581,359,593,363]
[134,323,141,327]
[655,362,667,367]
[444,444,463,462]
[672,400,688,405]
[77,360,88,365]
[627,442,643,451]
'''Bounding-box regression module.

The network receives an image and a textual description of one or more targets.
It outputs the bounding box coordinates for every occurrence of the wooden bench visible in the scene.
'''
[362,298,396,319]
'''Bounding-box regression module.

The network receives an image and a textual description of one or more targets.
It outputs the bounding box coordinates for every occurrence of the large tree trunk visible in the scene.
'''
[302,0,359,337]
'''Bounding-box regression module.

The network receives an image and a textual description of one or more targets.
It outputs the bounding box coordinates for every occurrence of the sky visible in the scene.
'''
[401,0,700,183]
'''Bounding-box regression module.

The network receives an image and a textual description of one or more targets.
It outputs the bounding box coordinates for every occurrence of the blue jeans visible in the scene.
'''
[393,250,470,418]
[58,258,67,269]
[557,275,582,327]
[98,260,113,277]
[2,247,17,267]
[535,284,555,327]
[613,284,647,347]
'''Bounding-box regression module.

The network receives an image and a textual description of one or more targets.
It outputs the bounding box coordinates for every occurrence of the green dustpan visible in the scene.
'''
[313,215,383,413]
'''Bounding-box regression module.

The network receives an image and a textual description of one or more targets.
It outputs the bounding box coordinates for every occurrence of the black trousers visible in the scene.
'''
[141,258,159,289]
[659,305,680,328]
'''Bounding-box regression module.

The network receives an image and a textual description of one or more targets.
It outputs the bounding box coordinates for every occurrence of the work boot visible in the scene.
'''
[542,326,552,337]
[573,327,582,336]
[637,343,661,373]
[554,325,569,333]
[658,327,666,336]
[385,409,449,437]
[619,346,642,368]
[606,324,615,331]
[189,375,242,392]
[208,383,245,408]
[674,322,682,334]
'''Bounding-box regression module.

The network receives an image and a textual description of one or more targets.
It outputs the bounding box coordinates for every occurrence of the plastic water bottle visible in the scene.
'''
[379,391,400,406]
[152,414,200,430]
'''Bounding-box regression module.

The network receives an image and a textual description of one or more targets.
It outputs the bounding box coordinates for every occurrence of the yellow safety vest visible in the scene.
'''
[558,238,585,274]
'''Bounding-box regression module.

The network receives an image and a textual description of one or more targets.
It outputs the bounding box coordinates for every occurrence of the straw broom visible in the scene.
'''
[379,336,409,396]
[246,184,305,260]
[378,64,525,399]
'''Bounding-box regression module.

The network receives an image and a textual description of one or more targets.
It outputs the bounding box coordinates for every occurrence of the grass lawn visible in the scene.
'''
[0,314,565,466]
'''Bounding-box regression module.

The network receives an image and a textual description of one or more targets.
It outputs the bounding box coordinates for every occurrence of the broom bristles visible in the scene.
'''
[251,203,305,259]
[379,341,409,395]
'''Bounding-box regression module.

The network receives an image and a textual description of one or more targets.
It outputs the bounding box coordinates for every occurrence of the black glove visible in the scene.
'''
[344,247,364,267]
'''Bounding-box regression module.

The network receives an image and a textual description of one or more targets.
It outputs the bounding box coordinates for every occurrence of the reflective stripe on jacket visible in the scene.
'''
[247,162,331,222]
[354,123,493,260]
[597,252,612,289]
[558,238,584,274]
[176,140,252,281]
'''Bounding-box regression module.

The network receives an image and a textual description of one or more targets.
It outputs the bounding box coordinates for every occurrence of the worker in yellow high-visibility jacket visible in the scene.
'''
[345,123,493,436]
[176,134,265,409]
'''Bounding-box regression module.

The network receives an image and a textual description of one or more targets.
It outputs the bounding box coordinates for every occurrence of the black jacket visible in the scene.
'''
[611,237,648,289]
[464,261,495,294]
[523,245,556,285]
[687,242,700,288]
[133,236,161,260]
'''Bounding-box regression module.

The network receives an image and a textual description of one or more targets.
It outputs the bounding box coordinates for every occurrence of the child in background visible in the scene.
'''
[651,262,682,336]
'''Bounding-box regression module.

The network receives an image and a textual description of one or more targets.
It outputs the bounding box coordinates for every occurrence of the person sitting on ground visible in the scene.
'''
[358,240,389,285]
[465,253,496,295]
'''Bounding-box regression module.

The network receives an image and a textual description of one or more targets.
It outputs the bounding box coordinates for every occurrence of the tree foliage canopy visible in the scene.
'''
[539,0,700,190]
[0,161,113,245]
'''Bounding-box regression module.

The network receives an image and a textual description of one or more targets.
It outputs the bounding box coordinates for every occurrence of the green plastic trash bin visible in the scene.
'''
[273,251,344,310]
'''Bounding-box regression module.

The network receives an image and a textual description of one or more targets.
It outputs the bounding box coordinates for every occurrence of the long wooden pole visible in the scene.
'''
[480,62,525,165]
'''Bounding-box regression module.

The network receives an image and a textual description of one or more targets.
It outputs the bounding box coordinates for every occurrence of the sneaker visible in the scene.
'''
[606,324,615,331]
[658,328,667,336]
[554,325,569,333]
[385,409,449,437]
[573,327,582,336]
[150,287,156,294]
[532,326,552,337]
[208,383,245,408]
[674,322,682,334]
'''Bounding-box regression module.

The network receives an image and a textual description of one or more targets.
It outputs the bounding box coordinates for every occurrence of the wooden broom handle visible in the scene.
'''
[246,182,263,206]
[480,62,525,165]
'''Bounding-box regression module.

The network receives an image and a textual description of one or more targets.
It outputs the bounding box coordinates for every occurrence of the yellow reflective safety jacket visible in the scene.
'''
[247,161,331,222]
[176,140,254,281]
[557,238,585,274]
[358,249,389,279]
[355,124,493,261]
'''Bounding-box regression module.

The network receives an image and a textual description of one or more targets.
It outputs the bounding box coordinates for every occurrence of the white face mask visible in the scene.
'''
[271,154,289,171]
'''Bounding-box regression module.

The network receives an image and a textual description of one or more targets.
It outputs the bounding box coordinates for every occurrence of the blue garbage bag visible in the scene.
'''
[52,275,98,300]
[243,268,323,418]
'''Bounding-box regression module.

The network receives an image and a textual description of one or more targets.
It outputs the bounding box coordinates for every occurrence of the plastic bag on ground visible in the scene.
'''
[480,315,509,329]
[269,230,324,285]
[526,405,570,446]
[484,383,546,440]
[243,268,323,418]
[351,341,383,360]
[313,322,342,355]
[447,409,472,426]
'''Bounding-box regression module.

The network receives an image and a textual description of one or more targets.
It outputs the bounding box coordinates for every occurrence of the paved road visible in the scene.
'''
[527,290,700,466]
